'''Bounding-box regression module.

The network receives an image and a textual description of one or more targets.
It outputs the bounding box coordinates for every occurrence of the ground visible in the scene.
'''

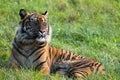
[0,0,120,80]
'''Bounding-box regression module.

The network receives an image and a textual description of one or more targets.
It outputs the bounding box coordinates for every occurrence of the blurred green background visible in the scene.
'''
[0,0,120,80]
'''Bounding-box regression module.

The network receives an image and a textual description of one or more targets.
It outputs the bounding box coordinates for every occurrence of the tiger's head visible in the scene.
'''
[19,9,51,43]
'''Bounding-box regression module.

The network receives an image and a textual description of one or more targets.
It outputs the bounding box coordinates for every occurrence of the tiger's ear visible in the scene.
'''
[42,11,48,15]
[19,9,27,19]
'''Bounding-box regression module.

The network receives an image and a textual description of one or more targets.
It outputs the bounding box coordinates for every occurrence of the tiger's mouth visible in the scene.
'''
[36,31,47,42]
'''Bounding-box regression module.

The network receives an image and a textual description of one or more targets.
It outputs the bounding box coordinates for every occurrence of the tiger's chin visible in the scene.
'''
[36,37,46,42]
[36,35,51,43]
[35,35,48,42]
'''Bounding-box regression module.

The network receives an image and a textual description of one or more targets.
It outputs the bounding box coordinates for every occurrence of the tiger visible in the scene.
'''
[7,9,105,79]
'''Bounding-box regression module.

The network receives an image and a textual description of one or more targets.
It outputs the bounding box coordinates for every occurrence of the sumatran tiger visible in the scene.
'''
[7,9,105,79]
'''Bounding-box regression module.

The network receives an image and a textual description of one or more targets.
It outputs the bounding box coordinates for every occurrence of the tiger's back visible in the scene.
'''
[48,46,105,79]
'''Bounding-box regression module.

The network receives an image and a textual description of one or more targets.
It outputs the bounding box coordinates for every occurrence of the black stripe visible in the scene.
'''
[61,53,65,60]
[37,42,47,48]
[21,14,36,35]
[57,54,65,61]
[69,67,78,73]
[33,52,44,63]
[21,14,35,27]
[35,61,46,70]
[56,66,68,71]
[95,62,99,66]
[73,71,87,79]
[80,56,84,59]
[71,56,76,60]
[35,57,48,70]
[28,45,45,57]
[13,43,26,57]
[49,47,52,60]
[66,52,72,60]
[89,63,94,71]
[77,61,91,68]
[95,63,102,74]
[56,54,62,62]
[13,38,24,52]
[79,63,91,68]
[74,61,89,67]
[71,54,78,60]
[12,52,22,67]
[69,63,91,73]
[80,71,88,77]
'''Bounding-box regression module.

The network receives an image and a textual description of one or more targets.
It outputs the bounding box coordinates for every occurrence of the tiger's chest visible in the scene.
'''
[24,57,33,68]
[20,46,38,68]
[20,51,35,68]
[19,45,47,69]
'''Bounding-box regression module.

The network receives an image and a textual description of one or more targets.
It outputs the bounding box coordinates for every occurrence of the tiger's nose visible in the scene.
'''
[39,30,45,34]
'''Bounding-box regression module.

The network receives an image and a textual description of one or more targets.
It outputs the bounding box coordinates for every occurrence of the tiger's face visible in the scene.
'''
[19,9,51,43]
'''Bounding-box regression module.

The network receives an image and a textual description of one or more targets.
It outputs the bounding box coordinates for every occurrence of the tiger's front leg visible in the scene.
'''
[34,54,50,75]
[40,63,50,75]
[7,54,19,71]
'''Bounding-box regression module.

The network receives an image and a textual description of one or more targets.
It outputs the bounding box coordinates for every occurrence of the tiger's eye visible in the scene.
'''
[43,22,47,26]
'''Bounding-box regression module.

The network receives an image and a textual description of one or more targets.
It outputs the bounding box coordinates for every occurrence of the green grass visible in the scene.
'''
[0,0,120,80]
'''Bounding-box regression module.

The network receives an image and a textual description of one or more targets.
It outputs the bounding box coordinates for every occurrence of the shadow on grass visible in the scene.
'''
[0,53,8,68]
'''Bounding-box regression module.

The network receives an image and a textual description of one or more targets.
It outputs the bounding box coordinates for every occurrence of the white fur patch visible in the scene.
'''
[36,37,46,42]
